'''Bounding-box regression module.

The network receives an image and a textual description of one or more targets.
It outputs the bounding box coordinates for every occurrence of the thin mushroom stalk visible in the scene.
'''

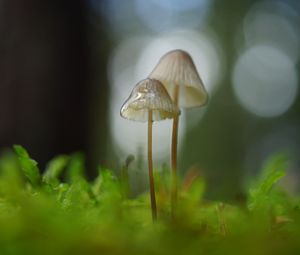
[149,49,208,217]
[147,110,157,220]
[120,78,179,222]
[171,85,179,215]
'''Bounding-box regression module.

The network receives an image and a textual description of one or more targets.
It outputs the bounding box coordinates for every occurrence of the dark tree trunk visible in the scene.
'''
[0,0,109,174]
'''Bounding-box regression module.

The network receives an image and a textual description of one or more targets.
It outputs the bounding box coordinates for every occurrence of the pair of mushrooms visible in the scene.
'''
[120,49,208,220]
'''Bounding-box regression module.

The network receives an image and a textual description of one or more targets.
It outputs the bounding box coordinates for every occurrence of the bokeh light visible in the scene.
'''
[232,45,298,117]
[134,0,211,32]
[89,0,212,37]
[243,0,300,62]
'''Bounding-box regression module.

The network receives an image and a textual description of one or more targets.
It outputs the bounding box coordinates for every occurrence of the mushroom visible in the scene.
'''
[149,49,208,214]
[120,78,180,220]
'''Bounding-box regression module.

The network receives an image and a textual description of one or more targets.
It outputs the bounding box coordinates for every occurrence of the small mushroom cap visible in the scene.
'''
[149,49,208,108]
[120,78,180,122]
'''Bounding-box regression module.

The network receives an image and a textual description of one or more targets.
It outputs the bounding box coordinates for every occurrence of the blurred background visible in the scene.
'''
[0,0,299,199]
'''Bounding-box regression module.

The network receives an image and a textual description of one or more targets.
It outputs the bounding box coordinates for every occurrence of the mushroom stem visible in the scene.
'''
[148,110,157,221]
[171,85,180,217]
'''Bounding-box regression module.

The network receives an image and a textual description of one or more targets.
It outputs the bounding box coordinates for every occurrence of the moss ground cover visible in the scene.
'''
[0,146,299,255]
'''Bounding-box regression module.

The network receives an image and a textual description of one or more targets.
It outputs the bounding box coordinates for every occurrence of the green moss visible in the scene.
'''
[0,146,299,254]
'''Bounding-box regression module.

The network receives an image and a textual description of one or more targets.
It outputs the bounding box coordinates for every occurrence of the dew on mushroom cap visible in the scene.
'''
[149,49,208,108]
[120,78,180,122]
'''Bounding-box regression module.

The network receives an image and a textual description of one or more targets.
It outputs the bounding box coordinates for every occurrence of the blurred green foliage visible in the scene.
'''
[0,146,299,255]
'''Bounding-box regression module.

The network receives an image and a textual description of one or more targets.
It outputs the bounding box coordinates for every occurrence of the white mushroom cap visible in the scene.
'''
[149,49,208,108]
[120,78,180,122]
